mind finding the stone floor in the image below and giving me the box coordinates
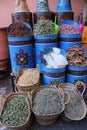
[0,75,87,130]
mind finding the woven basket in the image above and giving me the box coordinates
[30,86,66,125]
[15,67,40,93]
[0,92,32,130]
[59,83,87,121]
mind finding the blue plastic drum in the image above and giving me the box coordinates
[43,66,66,85]
[66,65,87,83]
[8,22,34,72]
[59,20,82,51]
[34,34,58,73]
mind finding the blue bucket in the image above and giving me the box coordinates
[43,48,67,85]
[56,0,72,12]
[59,41,82,51]
[59,20,82,51]
[8,22,34,72]
[66,73,87,83]
[66,65,87,83]
[43,66,66,85]
[34,34,58,73]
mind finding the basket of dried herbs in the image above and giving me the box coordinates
[15,67,40,93]
[59,83,87,121]
[30,86,68,125]
[0,92,32,130]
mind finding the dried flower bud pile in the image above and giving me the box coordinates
[60,24,80,34]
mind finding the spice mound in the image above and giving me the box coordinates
[8,22,32,37]
[60,24,80,34]
[17,69,39,87]
[1,96,29,126]
[66,46,87,66]
[32,88,64,115]
[33,20,55,36]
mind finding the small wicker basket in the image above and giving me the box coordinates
[59,83,87,121]
[30,86,68,125]
[0,92,32,130]
[15,67,40,93]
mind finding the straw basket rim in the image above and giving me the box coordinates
[32,86,65,117]
[64,100,87,121]
[0,92,31,129]
[16,68,40,89]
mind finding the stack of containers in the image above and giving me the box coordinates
[8,22,34,73]
[42,47,68,85]
[33,21,58,73]
[59,20,82,51]
[66,46,87,83]
[33,0,59,73]
[56,0,74,23]
[11,0,33,28]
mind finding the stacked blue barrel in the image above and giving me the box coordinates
[59,20,82,51]
[42,47,68,85]
[66,46,87,83]
[33,19,59,73]
[8,22,34,73]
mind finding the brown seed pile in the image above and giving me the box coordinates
[8,22,32,37]
[66,46,87,66]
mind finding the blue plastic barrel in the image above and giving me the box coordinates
[66,65,87,83]
[59,20,82,51]
[43,48,66,85]
[34,34,58,73]
[56,0,72,12]
[8,22,34,72]
[43,66,66,85]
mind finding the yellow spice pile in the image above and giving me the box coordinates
[17,69,39,86]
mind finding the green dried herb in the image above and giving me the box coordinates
[1,96,29,126]
[32,88,64,115]
[33,20,56,36]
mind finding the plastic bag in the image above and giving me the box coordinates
[14,0,30,12]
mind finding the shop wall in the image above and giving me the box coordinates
[0,0,84,27]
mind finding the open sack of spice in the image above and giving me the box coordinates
[28,84,70,126]
[15,67,40,93]
[59,83,87,121]
[0,93,32,130]
[43,47,68,69]
[14,0,30,12]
